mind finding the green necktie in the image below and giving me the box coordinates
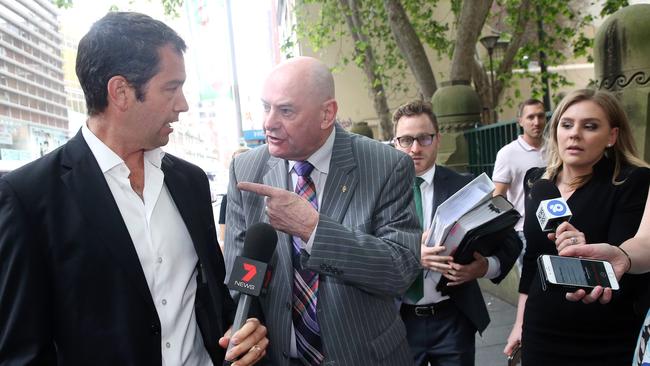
[405,177,425,303]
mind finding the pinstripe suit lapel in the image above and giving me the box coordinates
[262,156,294,293]
[320,126,358,222]
[262,155,288,190]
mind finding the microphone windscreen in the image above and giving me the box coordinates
[242,222,278,263]
[530,179,560,201]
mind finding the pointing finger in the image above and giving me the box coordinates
[237,182,284,198]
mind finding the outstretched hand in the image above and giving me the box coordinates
[559,243,627,304]
[238,182,319,241]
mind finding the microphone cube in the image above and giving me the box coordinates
[536,198,572,232]
[228,256,267,297]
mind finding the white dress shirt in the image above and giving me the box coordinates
[407,165,501,306]
[286,128,335,357]
[82,125,212,366]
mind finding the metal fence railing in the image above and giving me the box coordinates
[464,119,522,178]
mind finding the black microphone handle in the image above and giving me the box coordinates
[225,294,253,362]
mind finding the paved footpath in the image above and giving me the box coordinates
[475,292,518,366]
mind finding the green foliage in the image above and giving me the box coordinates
[489,0,625,109]
[403,0,451,58]
[54,0,184,17]
[294,0,410,99]
[601,0,628,16]
[160,0,184,18]
[54,0,74,9]
[293,0,450,100]
[290,0,628,118]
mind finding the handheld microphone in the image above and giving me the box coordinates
[531,179,572,232]
[225,222,277,357]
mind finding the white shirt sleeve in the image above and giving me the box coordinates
[484,255,501,279]
[491,147,512,184]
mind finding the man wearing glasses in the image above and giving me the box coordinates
[393,100,520,366]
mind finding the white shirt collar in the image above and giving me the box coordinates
[81,123,166,175]
[517,135,541,152]
[418,164,436,186]
[288,128,336,175]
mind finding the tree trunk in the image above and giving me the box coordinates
[449,0,493,82]
[494,0,533,101]
[471,57,492,123]
[340,0,393,140]
[383,0,437,101]
[471,0,534,123]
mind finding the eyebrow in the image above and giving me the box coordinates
[559,117,602,124]
[261,99,294,109]
[163,79,184,88]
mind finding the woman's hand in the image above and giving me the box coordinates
[560,243,627,304]
[504,321,522,357]
[549,221,586,252]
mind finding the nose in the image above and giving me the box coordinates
[263,108,277,131]
[568,125,580,139]
[410,139,423,153]
[175,91,189,113]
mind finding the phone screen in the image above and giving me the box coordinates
[549,256,612,288]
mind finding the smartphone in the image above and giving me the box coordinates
[507,344,521,366]
[537,254,619,291]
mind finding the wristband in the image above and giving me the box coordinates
[616,246,632,273]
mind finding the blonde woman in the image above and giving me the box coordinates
[556,187,650,365]
[504,89,650,365]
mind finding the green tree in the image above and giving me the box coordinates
[55,0,184,17]
[291,0,450,139]
[290,0,627,129]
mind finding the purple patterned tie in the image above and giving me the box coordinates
[292,161,324,365]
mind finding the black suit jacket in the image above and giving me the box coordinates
[0,131,235,365]
[432,165,521,333]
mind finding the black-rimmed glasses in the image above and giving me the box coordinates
[394,134,436,148]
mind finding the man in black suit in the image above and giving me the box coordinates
[393,100,521,366]
[0,12,266,366]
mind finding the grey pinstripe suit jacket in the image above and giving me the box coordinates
[224,125,421,365]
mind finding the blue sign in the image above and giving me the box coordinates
[243,129,265,140]
[546,199,567,216]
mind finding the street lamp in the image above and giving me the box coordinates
[480,34,499,123]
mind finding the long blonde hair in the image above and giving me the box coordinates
[542,88,648,187]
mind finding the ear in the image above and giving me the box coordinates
[320,99,338,130]
[106,76,132,112]
[517,118,525,128]
[608,126,619,147]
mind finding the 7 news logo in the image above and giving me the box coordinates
[241,262,257,282]
[228,257,267,296]
[234,262,258,290]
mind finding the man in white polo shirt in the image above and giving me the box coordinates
[492,98,547,274]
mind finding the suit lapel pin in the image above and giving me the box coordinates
[341,185,347,193]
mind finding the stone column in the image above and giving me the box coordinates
[594,4,650,162]
[431,80,482,172]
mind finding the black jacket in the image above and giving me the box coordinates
[432,165,521,333]
[0,131,235,365]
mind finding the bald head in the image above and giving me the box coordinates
[268,57,335,102]
[261,56,338,161]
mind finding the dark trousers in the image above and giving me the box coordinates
[400,301,476,366]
